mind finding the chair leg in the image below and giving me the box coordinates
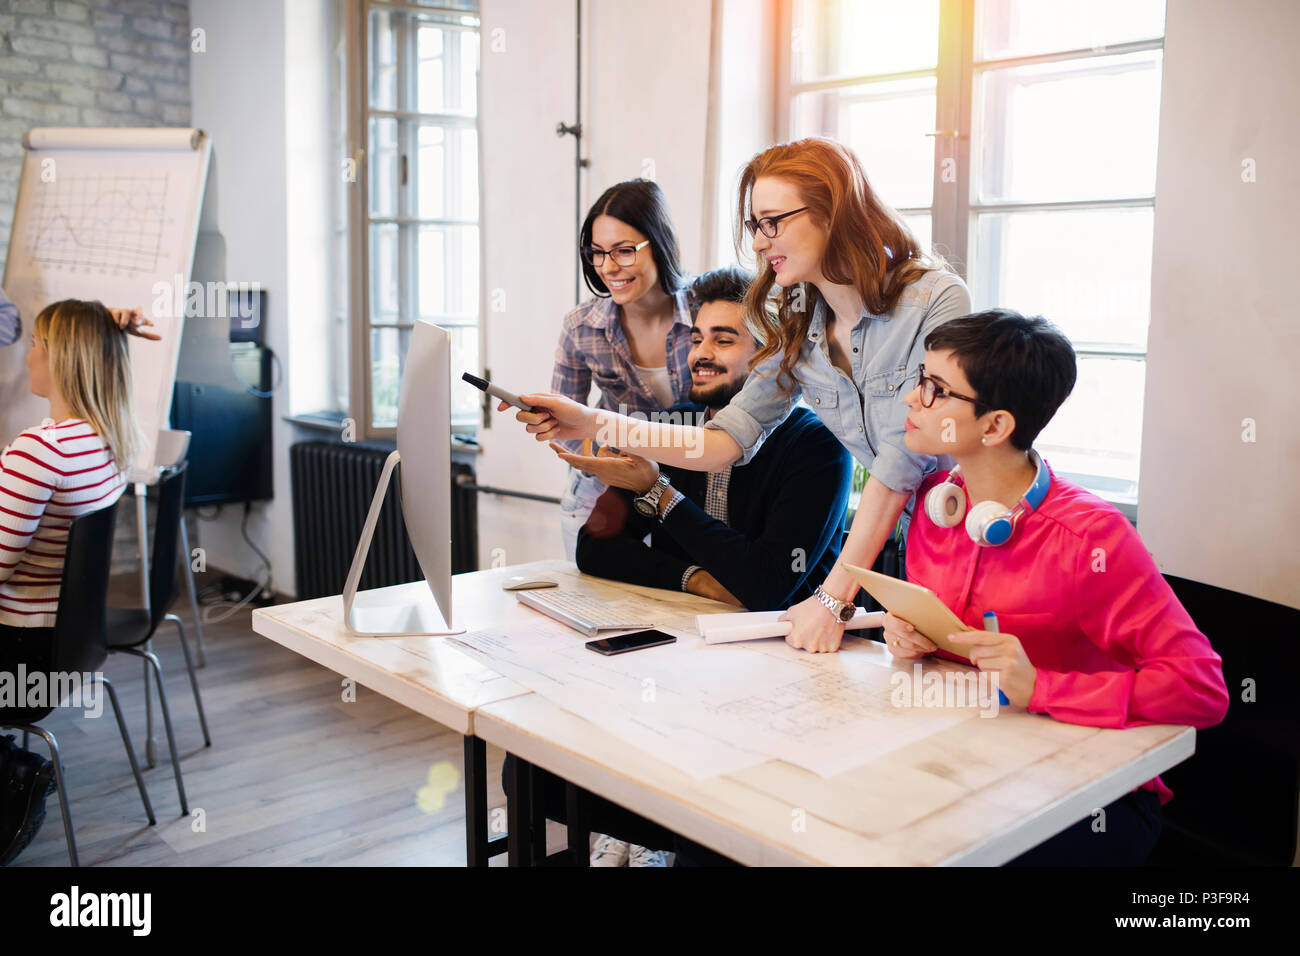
[117,647,188,816]
[95,676,156,826]
[20,725,78,867]
[143,652,155,768]
[166,613,211,747]
[177,516,207,668]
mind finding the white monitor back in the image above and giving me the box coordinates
[396,320,453,626]
[342,320,458,635]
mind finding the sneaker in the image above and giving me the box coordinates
[628,844,673,867]
[589,834,630,867]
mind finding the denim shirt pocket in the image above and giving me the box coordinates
[800,381,840,427]
[865,364,910,399]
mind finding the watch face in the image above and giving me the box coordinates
[837,605,856,623]
[633,499,656,518]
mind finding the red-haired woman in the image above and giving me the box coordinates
[506,138,972,653]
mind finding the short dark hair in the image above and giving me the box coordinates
[580,179,688,299]
[923,309,1077,451]
[688,265,764,347]
[687,265,752,309]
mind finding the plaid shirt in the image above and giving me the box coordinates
[551,289,695,450]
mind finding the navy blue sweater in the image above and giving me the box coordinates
[575,403,852,611]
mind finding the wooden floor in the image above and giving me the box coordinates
[8,575,568,867]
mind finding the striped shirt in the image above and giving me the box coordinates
[0,419,126,627]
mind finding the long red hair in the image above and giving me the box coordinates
[736,138,946,392]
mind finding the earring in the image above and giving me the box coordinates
[981,438,988,445]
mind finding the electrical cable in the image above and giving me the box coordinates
[200,502,274,624]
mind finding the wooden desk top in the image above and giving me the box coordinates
[255,561,1195,866]
[251,561,575,734]
[475,686,1194,867]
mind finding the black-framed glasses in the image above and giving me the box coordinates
[743,206,808,239]
[916,363,983,410]
[582,239,650,267]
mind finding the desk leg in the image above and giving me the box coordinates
[506,753,532,867]
[463,735,509,867]
[566,782,590,867]
[529,761,548,864]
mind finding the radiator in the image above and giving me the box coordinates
[290,441,479,600]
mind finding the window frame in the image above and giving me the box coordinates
[778,0,1163,518]
[345,0,485,441]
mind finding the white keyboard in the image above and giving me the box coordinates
[515,589,651,637]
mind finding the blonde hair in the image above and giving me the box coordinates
[33,299,140,471]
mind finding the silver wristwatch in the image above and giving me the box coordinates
[814,585,856,624]
[633,473,672,518]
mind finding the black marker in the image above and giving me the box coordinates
[461,372,534,412]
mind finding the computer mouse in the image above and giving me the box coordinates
[502,576,559,591]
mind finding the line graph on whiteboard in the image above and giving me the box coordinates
[25,173,172,275]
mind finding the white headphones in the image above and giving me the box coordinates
[924,449,1051,547]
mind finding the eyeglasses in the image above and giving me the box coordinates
[916,363,983,410]
[743,206,808,239]
[582,239,650,268]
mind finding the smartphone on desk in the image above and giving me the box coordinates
[586,629,677,656]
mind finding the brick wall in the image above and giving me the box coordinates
[0,0,192,269]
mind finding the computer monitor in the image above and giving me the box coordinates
[342,320,461,635]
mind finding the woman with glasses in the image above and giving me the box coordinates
[506,138,971,654]
[552,179,694,560]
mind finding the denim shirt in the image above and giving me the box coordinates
[705,269,972,495]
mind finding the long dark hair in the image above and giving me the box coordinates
[580,179,688,299]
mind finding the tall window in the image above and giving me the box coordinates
[360,0,482,435]
[784,0,1165,509]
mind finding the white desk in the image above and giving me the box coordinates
[253,560,1196,867]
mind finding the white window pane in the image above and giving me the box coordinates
[370,224,400,323]
[792,0,939,81]
[368,117,400,218]
[370,326,407,429]
[417,228,447,316]
[977,0,1165,61]
[791,76,936,209]
[416,225,478,318]
[460,30,478,114]
[369,9,398,109]
[417,125,445,219]
[976,50,1162,203]
[971,207,1152,349]
[901,213,931,257]
[1037,355,1144,501]
[459,127,479,219]
[449,326,479,424]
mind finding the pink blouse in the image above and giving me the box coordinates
[904,464,1230,803]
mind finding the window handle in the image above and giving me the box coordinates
[400,153,408,186]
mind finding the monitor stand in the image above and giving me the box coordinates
[342,450,464,636]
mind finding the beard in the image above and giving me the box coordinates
[688,370,747,409]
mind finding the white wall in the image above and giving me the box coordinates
[1138,0,1300,610]
[188,0,297,595]
[475,0,725,568]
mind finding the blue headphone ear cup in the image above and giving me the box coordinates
[925,480,966,528]
[965,499,1012,546]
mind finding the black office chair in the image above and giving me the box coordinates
[107,462,210,816]
[0,502,156,867]
[1147,577,1300,866]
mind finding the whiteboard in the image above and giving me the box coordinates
[0,127,212,479]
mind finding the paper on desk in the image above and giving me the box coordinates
[449,618,974,780]
[448,623,773,778]
[698,608,884,644]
